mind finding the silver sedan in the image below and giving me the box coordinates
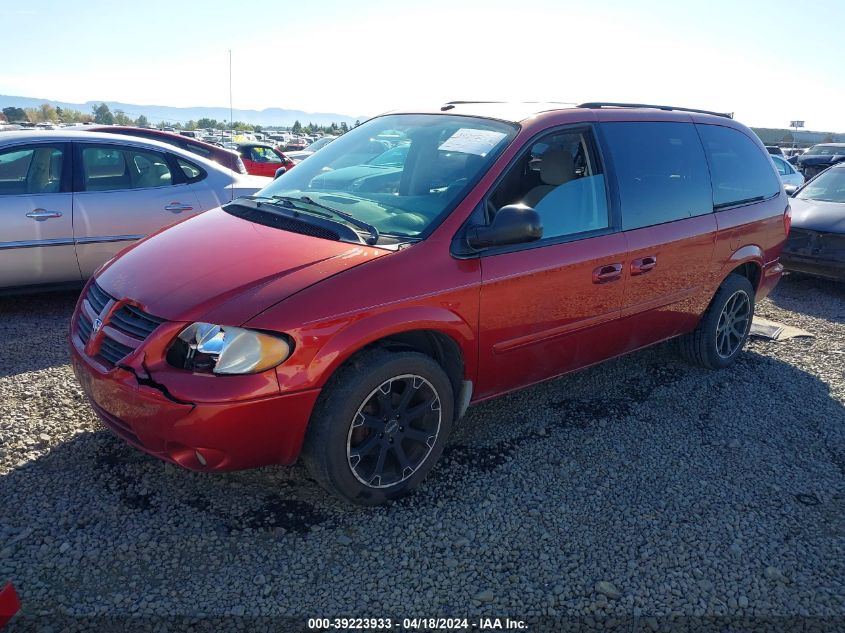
[0,130,270,292]
[771,154,805,194]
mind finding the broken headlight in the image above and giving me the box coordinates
[167,323,292,375]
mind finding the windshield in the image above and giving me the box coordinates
[256,114,517,240]
[797,168,845,203]
[807,145,845,156]
[307,136,334,152]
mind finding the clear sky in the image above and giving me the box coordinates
[1,0,843,130]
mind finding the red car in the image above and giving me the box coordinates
[235,142,296,177]
[70,102,788,505]
[83,126,247,174]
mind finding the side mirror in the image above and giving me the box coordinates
[466,204,543,249]
[784,184,798,196]
[274,167,287,179]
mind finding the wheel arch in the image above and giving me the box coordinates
[721,245,764,290]
[308,306,475,410]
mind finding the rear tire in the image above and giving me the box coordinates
[301,349,454,505]
[678,273,755,369]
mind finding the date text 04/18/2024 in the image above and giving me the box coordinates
[307,617,528,630]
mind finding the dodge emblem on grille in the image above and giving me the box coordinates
[92,318,103,333]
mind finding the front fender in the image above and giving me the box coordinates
[310,306,476,385]
[273,305,477,393]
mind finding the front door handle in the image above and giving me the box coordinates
[26,209,63,221]
[592,263,624,283]
[164,202,194,213]
[631,255,657,275]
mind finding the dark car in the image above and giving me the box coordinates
[70,101,788,505]
[795,143,845,179]
[781,163,845,281]
[81,126,247,174]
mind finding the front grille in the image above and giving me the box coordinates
[110,304,165,340]
[786,228,814,250]
[786,229,845,257]
[87,281,111,314]
[76,281,168,368]
[77,312,94,343]
[99,337,135,366]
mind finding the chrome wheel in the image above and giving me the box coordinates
[716,290,751,358]
[346,374,441,489]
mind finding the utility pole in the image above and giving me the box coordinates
[229,49,233,137]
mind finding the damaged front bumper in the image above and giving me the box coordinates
[69,314,320,471]
[781,228,845,281]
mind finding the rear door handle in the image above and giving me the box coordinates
[631,255,657,275]
[26,209,63,221]
[164,202,194,213]
[592,263,624,283]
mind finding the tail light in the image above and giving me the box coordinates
[783,204,792,235]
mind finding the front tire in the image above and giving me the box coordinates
[678,273,755,369]
[301,349,454,505]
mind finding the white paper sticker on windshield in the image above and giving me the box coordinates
[438,128,507,156]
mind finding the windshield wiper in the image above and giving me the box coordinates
[271,195,380,245]
[225,196,367,245]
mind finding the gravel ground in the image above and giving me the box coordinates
[1,274,843,632]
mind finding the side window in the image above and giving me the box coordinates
[176,157,204,181]
[601,122,712,230]
[81,146,173,191]
[489,128,609,240]
[184,142,213,158]
[250,146,280,163]
[697,124,781,208]
[0,145,64,195]
[772,156,789,176]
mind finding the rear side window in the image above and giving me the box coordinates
[81,145,173,191]
[601,122,712,230]
[184,142,213,158]
[0,145,64,195]
[696,125,780,208]
[772,156,791,176]
[176,157,205,181]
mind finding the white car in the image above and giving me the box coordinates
[771,154,805,193]
[0,130,270,291]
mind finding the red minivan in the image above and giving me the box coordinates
[70,102,789,504]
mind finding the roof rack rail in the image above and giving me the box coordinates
[443,101,504,105]
[577,102,733,119]
[441,100,503,111]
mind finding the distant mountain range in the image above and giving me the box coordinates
[0,94,361,127]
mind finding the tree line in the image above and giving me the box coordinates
[2,102,359,135]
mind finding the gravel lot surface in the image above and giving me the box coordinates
[1,274,843,632]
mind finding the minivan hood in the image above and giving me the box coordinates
[96,207,389,324]
[790,197,845,233]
